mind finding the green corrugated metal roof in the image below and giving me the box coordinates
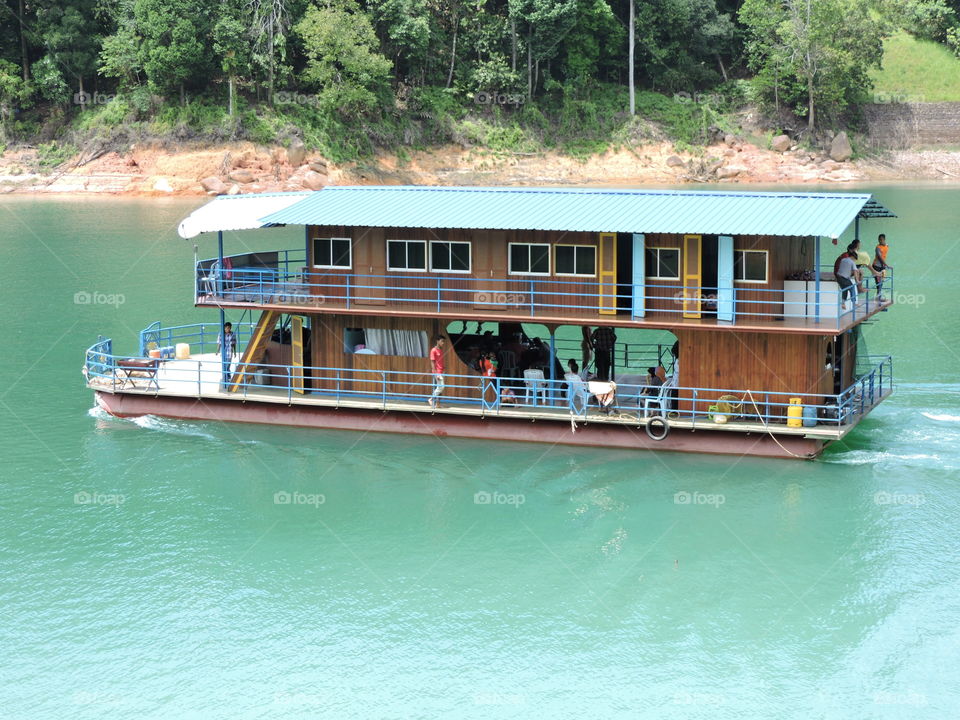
[254,186,894,239]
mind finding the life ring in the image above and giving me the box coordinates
[646,416,670,441]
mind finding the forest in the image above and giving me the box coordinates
[2,0,960,160]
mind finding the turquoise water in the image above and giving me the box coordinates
[1,187,959,718]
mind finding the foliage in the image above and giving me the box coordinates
[36,141,77,169]
[740,0,887,130]
[294,0,393,116]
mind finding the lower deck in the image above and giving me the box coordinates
[87,353,887,446]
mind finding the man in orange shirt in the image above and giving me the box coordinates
[428,336,446,409]
[872,233,893,301]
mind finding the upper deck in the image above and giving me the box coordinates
[182,187,897,335]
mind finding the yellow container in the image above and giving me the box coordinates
[175,342,190,360]
[787,397,803,428]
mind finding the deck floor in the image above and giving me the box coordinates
[196,294,892,335]
[91,354,881,442]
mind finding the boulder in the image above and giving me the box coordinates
[302,170,327,190]
[153,177,173,193]
[771,134,791,153]
[287,140,307,167]
[830,131,853,162]
[308,160,328,174]
[226,184,241,195]
[821,159,842,172]
[716,165,744,179]
[665,155,685,168]
[724,133,737,147]
[228,169,255,184]
[200,176,226,194]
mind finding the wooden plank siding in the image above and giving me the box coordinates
[309,313,482,400]
[673,329,833,419]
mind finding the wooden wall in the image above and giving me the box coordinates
[308,312,483,401]
[673,329,833,418]
[306,226,815,323]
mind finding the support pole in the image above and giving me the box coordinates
[814,235,821,324]
[219,231,228,388]
[548,331,557,405]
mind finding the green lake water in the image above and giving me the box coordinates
[1,185,958,718]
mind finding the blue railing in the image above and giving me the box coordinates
[195,250,894,330]
[138,321,258,357]
[85,334,893,430]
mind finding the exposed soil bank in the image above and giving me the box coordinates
[2,139,959,195]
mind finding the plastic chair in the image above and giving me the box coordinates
[564,372,589,414]
[643,378,672,417]
[523,369,547,405]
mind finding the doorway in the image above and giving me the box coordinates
[700,235,718,317]
[616,232,634,314]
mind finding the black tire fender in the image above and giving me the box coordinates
[646,416,670,441]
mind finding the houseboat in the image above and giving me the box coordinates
[84,186,896,460]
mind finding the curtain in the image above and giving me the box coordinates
[364,329,428,357]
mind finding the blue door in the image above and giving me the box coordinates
[717,235,734,322]
[632,233,645,319]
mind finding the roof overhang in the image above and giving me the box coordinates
[177,191,312,239]
[254,186,896,240]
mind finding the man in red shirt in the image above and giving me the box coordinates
[428,336,446,409]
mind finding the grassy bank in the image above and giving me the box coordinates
[17,82,749,167]
[869,31,960,103]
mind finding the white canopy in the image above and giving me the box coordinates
[177,191,312,239]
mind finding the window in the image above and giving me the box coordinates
[555,245,596,276]
[734,249,768,283]
[313,237,351,269]
[430,241,471,273]
[509,243,550,275]
[387,240,427,271]
[645,247,680,280]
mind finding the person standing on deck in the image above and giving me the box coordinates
[218,322,237,358]
[591,326,617,381]
[872,234,893,301]
[428,336,446,409]
[580,326,593,374]
[836,250,859,310]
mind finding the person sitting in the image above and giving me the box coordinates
[567,359,579,376]
[640,366,663,396]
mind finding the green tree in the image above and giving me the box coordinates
[0,59,30,138]
[740,0,886,131]
[35,0,102,106]
[213,1,253,116]
[294,0,393,115]
[134,0,212,104]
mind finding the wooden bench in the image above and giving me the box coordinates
[116,358,160,390]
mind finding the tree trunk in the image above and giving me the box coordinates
[180,82,186,107]
[807,71,815,131]
[446,17,458,88]
[78,76,85,111]
[267,22,275,105]
[228,76,235,116]
[18,0,29,81]
[628,0,635,115]
[511,19,517,73]
[527,27,532,98]
[716,53,728,82]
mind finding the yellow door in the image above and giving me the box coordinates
[683,234,702,319]
[598,233,617,315]
[291,316,304,394]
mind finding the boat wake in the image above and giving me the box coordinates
[921,412,960,423]
[87,405,261,445]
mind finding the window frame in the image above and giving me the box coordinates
[312,236,352,270]
[428,240,472,274]
[508,242,552,276]
[554,243,598,278]
[734,248,769,284]
[386,239,428,273]
[645,247,681,281]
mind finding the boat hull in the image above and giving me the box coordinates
[95,391,824,460]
